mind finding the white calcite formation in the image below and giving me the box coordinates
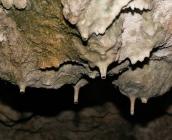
[62,0,172,115]
[62,0,132,40]
[0,0,28,9]
[113,60,172,115]
[119,12,164,64]
[62,0,153,40]
[125,0,152,10]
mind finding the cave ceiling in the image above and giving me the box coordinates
[0,0,171,115]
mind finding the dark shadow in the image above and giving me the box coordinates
[0,78,171,125]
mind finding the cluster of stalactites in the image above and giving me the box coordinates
[61,0,170,77]
[61,0,172,115]
[0,0,171,117]
[61,0,153,40]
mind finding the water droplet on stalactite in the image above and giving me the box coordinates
[73,79,88,104]
[101,75,106,79]
[19,84,26,94]
[129,95,136,115]
[141,97,148,104]
[98,65,107,79]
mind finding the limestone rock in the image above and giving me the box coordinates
[1,0,28,9]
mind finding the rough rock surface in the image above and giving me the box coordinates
[61,0,172,109]
[1,0,28,9]
[0,0,171,139]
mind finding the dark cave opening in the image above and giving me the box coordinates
[0,79,171,140]
[0,78,171,125]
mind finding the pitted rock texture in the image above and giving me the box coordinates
[0,1,97,92]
